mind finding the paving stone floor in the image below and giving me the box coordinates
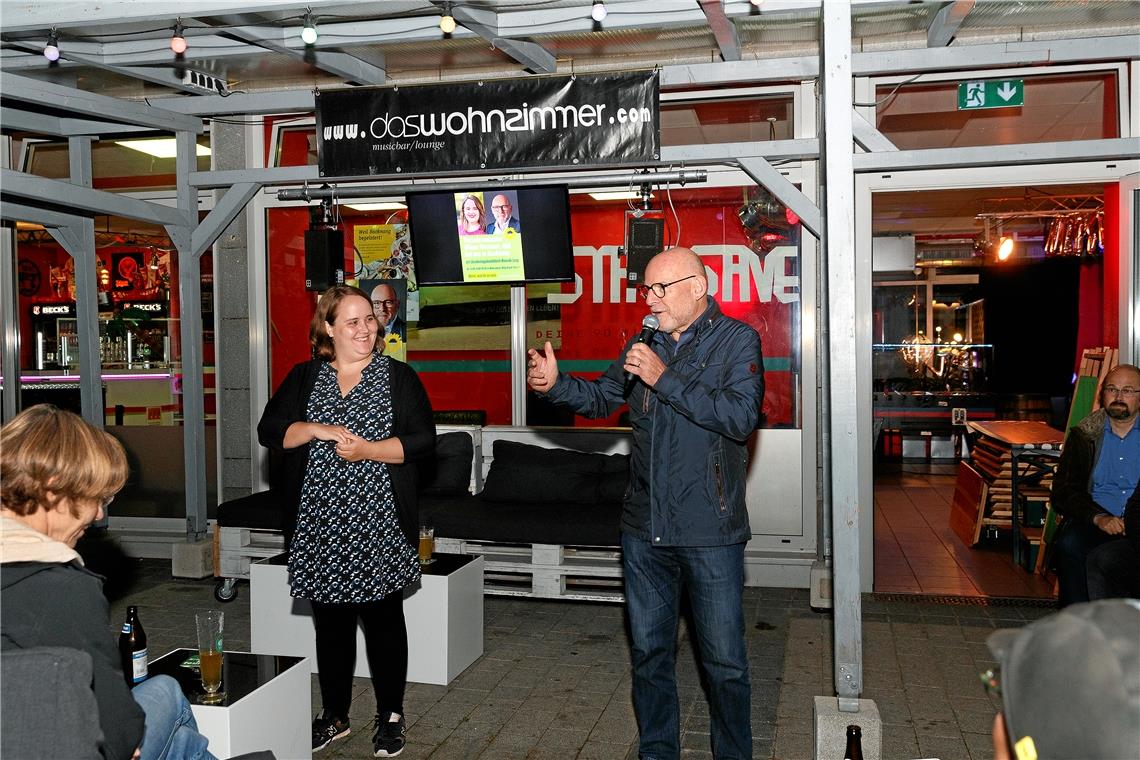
[103,557,1054,760]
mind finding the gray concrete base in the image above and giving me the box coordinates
[810,560,832,609]
[171,539,213,578]
[813,696,880,760]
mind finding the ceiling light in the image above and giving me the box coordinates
[115,138,211,159]
[170,22,187,54]
[591,0,608,22]
[589,191,654,201]
[997,236,1014,261]
[750,0,763,6]
[43,30,60,62]
[343,202,407,212]
[439,5,457,34]
[300,13,318,45]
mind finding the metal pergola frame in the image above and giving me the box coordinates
[2,11,1138,728]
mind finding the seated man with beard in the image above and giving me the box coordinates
[1051,363,1140,606]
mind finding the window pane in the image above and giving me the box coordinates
[876,72,1118,149]
[24,138,211,190]
[14,225,217,519]
[525,187,801,429]
[662,96,794,146]
[265,207,515,423]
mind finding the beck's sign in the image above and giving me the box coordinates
[316,72,659,177]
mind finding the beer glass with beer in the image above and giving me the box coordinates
[195,610,224,701]
[418,522,435,565]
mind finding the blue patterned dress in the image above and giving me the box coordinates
[288,355,421,603]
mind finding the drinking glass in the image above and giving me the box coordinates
[418,524,435,565]
[195,610,224,699]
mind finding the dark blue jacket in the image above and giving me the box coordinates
[545,297,764,546]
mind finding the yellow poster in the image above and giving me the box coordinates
[353,225,397,276]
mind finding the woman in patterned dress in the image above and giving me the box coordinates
[258,285,435,757]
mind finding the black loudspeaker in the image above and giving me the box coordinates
[304,228,344,291]
[625,214,665,283]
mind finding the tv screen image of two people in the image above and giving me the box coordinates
[407,185,574,286]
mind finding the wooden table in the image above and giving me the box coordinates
[967,421,1064,566]
[966,421,1065,448]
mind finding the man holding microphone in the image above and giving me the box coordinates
[527,246,764,760]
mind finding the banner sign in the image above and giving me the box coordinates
[316,72,659,176]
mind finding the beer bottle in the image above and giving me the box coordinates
[843,724,864,760]
[119,605,148,686]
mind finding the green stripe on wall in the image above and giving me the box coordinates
[409,357,793,373]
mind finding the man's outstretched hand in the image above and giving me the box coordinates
[527,341,558,393]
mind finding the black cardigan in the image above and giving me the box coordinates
[257,357,436,546]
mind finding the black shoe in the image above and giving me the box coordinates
[372,711,406,757]
[312,714,350,752]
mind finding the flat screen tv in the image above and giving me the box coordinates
[406,184,574,286]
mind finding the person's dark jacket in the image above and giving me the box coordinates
[257,355,436,547]
[1126,480,1140,555]
[544,297,764,546]
[484,217,520,234]
[1051,409,1115,525]
[0,516,145,760]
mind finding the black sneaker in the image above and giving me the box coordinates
[312,714,350,752]
[372,711,406,757]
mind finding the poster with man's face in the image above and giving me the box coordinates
[361,277,407,360]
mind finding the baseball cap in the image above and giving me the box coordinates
[986,599,1140,760]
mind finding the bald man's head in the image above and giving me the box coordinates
[640,247,709,339]
[490,194,513,228]
[371,283,399,327]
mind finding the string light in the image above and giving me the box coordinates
[170,21,187,54]
[43,29,60,61]
[591,0,608,22]
[439,4,456,34]
[300,12,318,45]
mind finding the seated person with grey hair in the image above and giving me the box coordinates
[984,599,1140,760]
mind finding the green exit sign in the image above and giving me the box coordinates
[958,79,1024,110]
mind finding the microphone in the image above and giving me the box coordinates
[624,314,660,382]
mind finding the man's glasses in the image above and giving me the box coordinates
[372,300,397,309]
[492,205,511,211]
[636,274,697,300]
[1104,385,1139,398]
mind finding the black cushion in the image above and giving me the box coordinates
[479,440,629,505]
[216,490,285,530]
[420,493,621,546]
[420,431,474,496]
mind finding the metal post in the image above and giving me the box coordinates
[171,130,208,540]
[66,137,102,428]
[0,137,18,422]
[510,285,527,425]
[821,0,864,710]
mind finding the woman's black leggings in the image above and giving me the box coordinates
[310,590,407,721]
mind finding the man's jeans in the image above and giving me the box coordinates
[1086,537,1139,600]
[1054,519,1118,606]
[132,675,217,760]
[621,534,752,760]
